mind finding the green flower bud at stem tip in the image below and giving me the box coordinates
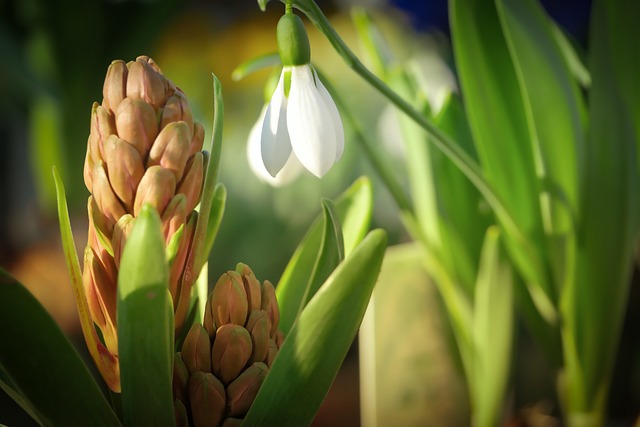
[277,13,310,67]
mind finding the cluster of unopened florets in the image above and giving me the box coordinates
[173,264,283,427]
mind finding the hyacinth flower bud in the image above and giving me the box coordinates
[173,264,283,426]
[188,372,226,427]
[80,56,207,391]
[182,323,212,374]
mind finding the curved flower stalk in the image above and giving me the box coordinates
[250,11,344,181]
[82,56,206,391]
[173,263,283,427]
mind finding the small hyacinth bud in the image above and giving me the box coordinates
[111,214,135,268]
[261,280,280,336]
[114,97,158,158]
[266,338,278,367]
[203,295,216,338]
[126,57,167,109]
[147,121,192,182]
[102,60,128,113]
[211,324,253,384]
[190,122,206,157]
[173,353,189,404]
[161,194,187,244]
[103,134,144,211]
[83,247,118,354]
[161,91,194,132]
[237,263,262,311]
[245,310,270,363]
[274,329,285,349]
[88,103,117,167]
[92,163,126,235]
[209,272,249,328]
[133,165,177,217]
[226,362,269,418]
[182,323,212,374]
[169,212,197,302]
[177,152,204,214]
[188,372,226,427]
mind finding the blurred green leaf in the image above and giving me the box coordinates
[449,0,557,333]
[276,177,372,335]
[0,269,121,427]
[470,227,513,427]
[117,205,174,427]
[495,0,585,287]
[244,229,387,426]
[562,0,640,414]
[204,183,227,260]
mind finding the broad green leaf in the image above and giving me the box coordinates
[495,0,585,286]
[117,205,174,427]
[244,229,387,426]
[0,269,121,427]
[52,166,120,391]
[562,0,640,414]
[278,199,344,335]
[276,177,372,335]
[470,227,513,427]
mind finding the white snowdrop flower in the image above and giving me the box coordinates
[250,11,344,181]
[247,105,304,186]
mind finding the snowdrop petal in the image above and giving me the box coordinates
[314,72,344,161]
[261,74,292,177]
[248,106,303,187]
[287,66,338,178]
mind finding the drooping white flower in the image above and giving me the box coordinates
[247,11,344,183]
[259,65,344,179]
[247,105,304,187]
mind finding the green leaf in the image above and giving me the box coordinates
[244,229,387,426]
[204,183,226,259]
[449,0,556,327]
[276,177,372,335]
[562,0,640,414]
[470,227,513,427]
[495,0,585,285]
[117,205,174,427]
[0,269,121,427]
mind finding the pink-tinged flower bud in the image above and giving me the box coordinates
[83,247,117,354]
[237,263,262,311]
[226,362,269,418]
[133,165,177,217]
[88,103,117,166]
[92,163,126,236]
[274,329,285,349]
[188,372,226,427]
[169,212,197,304]
[102,60,128,113]
[209,272,249,328]
[161,194,187,243]
[211,324,253,384]
[245,310,270,364]
[203,295,216,338]
[190,122,206,157]
[261,280,280,336]
[103,135,144,211]
[111,214,135,268]
[161,91,194,133]
[182,323,212,374]
[115,97,158,158]
[148,121,192,182]
[177,152,204,213]
[126,56,167,110]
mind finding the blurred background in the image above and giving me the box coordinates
[3,0,637,426]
